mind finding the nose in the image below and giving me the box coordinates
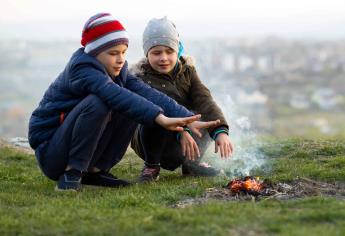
[116,54,125,64]
[159,53,168,61]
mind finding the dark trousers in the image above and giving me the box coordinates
[131,125,211,171]
[35,95,137,181]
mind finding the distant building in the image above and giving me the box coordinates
[312,88,339,110]
[236,90,268,105]
[289,94,310,109]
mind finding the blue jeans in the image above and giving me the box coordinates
[35,95,137,180]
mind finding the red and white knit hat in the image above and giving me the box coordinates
[81,13,129,56]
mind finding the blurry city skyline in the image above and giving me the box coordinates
[1,0,345,139]
[1,37,344,139]
[1,0,345,40]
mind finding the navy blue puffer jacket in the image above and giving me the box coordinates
[28,48,193,149]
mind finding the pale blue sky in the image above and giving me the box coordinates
[1,0,345,39]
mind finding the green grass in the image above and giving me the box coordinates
[0,139,345,236]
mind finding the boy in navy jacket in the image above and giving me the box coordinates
[28,13,217,191]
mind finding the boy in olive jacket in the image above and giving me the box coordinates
[131,17,234,182]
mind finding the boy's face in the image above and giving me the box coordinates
[147,45,178,74]
[96,44,127,77]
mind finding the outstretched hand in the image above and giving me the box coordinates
[187,119,221,138]
[155,114,201,132]
[215,133,234,159]
[180,131,200,161]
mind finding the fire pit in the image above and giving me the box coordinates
[171,177,345,208]
[223,176,345,201]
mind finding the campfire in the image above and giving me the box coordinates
[226,176,266,196]
[171,177,345,208]
[222,176,345,201]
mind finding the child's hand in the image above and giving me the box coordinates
[215,133,234,159]
[155,114,201,132]
[180,131,200,161]
[187,120,221,138]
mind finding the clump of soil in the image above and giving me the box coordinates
[171,177,345,208]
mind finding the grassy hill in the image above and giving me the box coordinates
[0,139,344,235]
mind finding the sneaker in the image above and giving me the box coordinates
[138,165,160,183]
[182,161,220,177]
[81,170,130,188]
[55,169,82,191]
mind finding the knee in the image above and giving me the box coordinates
[83,95,110,118]
[140,125,166,139]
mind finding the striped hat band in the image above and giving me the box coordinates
[81,13,129,56]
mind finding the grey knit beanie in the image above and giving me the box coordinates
[143,16,179,56]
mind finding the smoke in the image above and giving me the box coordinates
[202,94,267,177]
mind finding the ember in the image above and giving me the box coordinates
[227,176,266,195]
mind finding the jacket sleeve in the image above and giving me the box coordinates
[188,67,229,135]
[69,63,162,126]
[125,75,194,118]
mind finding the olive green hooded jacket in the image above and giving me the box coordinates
[130,56,229,138]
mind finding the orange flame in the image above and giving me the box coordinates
[228,177,264,193]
